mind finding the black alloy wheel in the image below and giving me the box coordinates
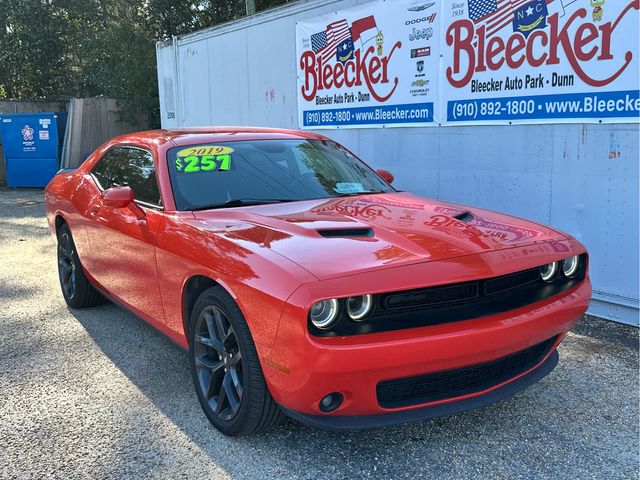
[58,230,77,300]
[189,286,284,436]
[56,223,103,308]
[193,305,244,421]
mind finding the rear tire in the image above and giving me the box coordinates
[57,223,104,308]
[189,286,284,436]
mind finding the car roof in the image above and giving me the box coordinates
[110,127,327,147]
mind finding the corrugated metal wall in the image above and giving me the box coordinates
[156,0,639,325]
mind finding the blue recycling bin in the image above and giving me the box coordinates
[0,112,67,187]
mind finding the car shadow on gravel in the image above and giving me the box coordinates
[64,299,640,480]
[67,302,518,473]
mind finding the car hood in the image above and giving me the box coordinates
[193,192,567,280]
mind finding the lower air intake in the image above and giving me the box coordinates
[376,336,557,409]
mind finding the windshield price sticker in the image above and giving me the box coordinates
[334,182,364,194]
[174,145,234,174]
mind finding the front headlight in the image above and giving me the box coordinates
[540,262,559,282]
[562,255,581,278]
[346,294,373,321]
[310,299,339,329]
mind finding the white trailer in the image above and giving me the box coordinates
[156,0,639,325]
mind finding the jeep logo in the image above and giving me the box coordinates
[409,27,433,41]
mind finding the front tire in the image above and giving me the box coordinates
[57,223,103,308]
[189,286,284,436]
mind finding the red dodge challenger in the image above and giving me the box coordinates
[45,127,591,436]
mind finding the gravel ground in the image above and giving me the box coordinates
[0,188,638,480]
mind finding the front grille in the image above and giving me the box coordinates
[484,268,540,295]
[382,282,479,311]
[376,336,557,409]
[380,268,540,312]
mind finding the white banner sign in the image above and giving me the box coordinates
[441,0,640,124]
[296,0,441,128]
[296,0,640,127]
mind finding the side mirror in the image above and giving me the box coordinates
[101,186,134,209]
[376,169,394,185]
[101,186,146,220]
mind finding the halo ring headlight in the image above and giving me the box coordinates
[562,255,580,278]
[346,294,373,321]
[310,299,339,329]
[540,262,559,282]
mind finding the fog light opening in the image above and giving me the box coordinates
[319,392,343,413]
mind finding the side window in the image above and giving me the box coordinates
[92,147,162,207]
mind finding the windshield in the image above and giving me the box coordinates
[166,139,394,210]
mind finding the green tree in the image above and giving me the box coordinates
[0,0,291,126]
[0,0,72,98]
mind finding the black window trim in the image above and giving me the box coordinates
[91,144,164,211]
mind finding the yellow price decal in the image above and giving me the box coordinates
[174,145,234,174]
[176,145,234,157]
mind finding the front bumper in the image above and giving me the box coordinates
[281,349,559,431]
[259,241,591,423]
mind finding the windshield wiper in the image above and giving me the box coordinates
[192,198,295,211]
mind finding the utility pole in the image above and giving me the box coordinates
[245,0,256,15]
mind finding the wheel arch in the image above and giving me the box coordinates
[182,275,242,342]
[54,213,67,233]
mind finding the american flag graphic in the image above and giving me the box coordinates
[468,0,538,37]
[311,19,351,63]
[552,0,576,17]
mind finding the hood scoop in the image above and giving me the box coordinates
[453,211,474,223]
[317,227,374,238]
